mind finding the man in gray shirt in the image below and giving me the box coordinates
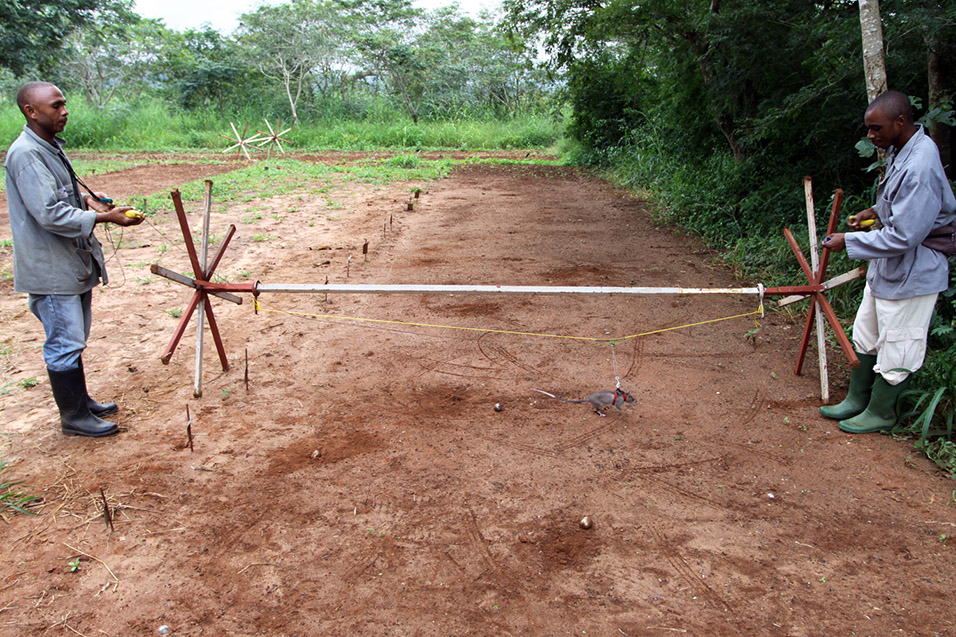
[822,90,956,434]
[4,82,142,437]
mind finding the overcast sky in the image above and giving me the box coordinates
[133,0,503,33]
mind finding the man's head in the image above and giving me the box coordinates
[864,90,917,150]
[16,81,68,142]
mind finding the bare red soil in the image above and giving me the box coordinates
[0,153,954,635]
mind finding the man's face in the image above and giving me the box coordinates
[864,105,904,150]
[24,85,68,137]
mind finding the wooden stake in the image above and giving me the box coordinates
[244,347,249,391]
[186,404,194,452]
[100,488,113,532]
[804,177,829,402]
[194,180,213,399]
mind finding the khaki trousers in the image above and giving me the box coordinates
[852,284,938,385]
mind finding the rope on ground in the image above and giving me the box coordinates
[251,297,764,343]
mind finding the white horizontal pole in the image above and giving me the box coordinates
[255,283,763,296]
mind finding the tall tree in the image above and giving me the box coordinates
[340,0,431,122]
[158,28,254,117]
[0,0,135,77]
[62,17,164,109]
[237,0,344,126]
[858,0,887,103]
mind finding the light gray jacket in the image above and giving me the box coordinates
[4,126,107,295]
[846,126,956,300]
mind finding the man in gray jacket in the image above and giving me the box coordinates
[4,81,142,437]
[822,90,956,434]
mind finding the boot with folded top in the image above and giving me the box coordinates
[47,366,118,437]
[78,357,117,416]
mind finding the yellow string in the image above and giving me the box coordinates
[252,297,764,343]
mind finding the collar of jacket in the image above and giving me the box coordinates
[888,124,925,166]
[21,124,68,154]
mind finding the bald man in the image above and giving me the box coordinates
[822,90,956,434]
[4,82,142,437]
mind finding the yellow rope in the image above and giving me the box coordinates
[252,297,764,344]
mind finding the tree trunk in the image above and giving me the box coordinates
[858,0,887,103]
[283,68,300,127]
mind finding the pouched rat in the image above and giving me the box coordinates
[531,388,635,416]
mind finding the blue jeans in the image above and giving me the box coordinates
[28,291,92,372]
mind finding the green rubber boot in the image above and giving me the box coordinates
[820,353,877,420]
[838,376,911,434]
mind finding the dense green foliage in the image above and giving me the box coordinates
[507,0,956,473]
[0,97,560,151]
[0,0,134,77]
[1,0,549,126]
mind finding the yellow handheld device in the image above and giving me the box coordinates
[848,215,876,228]
[125,210,145,219]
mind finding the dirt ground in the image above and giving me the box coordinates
[1,152,954,636]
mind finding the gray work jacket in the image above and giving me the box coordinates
[4,126,106,295]
[845,126,956,300]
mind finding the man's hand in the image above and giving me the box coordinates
[823,232,846,252]
[847,207,877,230]
[84,192,114,213]
[95,207,144,227]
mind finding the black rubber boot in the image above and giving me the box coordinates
[78,358,117,416]
[839,376,911,434]
[47,367,118,437]
[820,353,877,420]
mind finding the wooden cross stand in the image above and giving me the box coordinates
[153,178,863,399]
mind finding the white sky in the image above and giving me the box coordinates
[133,0,503,33]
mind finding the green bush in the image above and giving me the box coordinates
[0,97,563,152]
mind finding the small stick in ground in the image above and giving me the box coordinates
[100,488,113,533]
[186,405,194,452]
[244,347,249,391]
[362,239,369,262]
[347,253,352,278]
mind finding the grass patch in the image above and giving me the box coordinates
[139,155,455,212]
[0,98,562,152]
[0,457,39,516]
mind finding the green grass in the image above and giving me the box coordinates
[132,152,565,215]
[0,457,39,516]
[0,97,562,152]
[139,155,456,211]
[0,96,561,198]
